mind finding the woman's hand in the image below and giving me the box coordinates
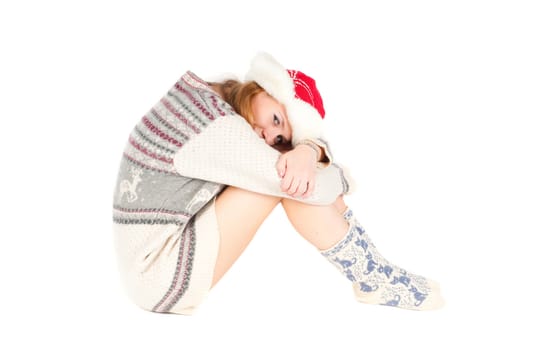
[276,144,318,198]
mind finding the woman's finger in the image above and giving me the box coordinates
[296,181,308,197]
[303,179,315,198]
[281,175,293,192]
[287,178,301,196]
[276,154,287,178]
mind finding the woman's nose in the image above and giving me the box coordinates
[253,126,263,139]
[263,128,277,144]
[253,126,275,144]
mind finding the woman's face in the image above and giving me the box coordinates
[251,92,292,150]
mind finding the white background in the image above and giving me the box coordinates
[1,0,548,349]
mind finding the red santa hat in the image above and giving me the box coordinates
[245,52,325,145]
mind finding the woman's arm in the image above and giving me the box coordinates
[173,114,350,205]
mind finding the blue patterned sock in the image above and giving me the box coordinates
[321,209,444,311]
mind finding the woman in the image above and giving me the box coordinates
[112,52,443,314]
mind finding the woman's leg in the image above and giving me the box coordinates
[333,195,348,216]
[211,191,346,287]
[281,196,444,311]
[281,196,349,250]
[211,186,280,287]
[209,187,442,310]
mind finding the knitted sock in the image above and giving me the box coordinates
[321,208,444,311]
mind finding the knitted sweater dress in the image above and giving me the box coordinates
[113,71,350,314]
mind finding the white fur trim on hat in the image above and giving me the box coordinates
[246,52,325,145]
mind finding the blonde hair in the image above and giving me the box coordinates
[210,80,265,125]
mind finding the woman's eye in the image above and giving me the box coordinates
[275,135,283,145]
[273,114,280,125]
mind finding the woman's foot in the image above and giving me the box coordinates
[322,209,444,311]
